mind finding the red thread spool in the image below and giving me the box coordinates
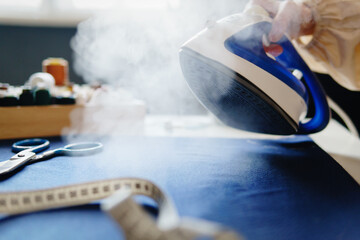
[42,58,69,86]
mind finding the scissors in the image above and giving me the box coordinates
[0,138,103,176]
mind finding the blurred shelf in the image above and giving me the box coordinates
[0,102,146,139]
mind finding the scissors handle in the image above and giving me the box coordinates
[1,139,103,177]
[32,142,103,162]
[12,139,50,153]
[59,142,103,156]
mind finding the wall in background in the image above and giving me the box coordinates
[0,24,83,86]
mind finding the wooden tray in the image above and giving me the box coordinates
[0,102,146,140]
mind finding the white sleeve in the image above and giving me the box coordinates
[293,0,360,91]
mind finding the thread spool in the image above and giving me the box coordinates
[42,58,69,86]
[34,82,51,106]
[0,83,9,91]
[0,95,18,107]
[19,87,34,106]
[0,87,19,106]
[28,72,55,90]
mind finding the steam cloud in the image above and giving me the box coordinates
[64,0,248,142]
[63,0,249,179]
[71,0,247,114]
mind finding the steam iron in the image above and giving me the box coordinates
[179,8,330,135]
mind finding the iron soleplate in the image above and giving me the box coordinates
[179,47,298,135]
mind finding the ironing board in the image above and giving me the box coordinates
[0,128,359,240]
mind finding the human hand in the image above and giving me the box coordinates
[248,0,315,56]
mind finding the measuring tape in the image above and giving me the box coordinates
[0,178,242,240]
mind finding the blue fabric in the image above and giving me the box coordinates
[0,136,359,240]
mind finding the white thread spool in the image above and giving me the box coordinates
[28,72,55,90]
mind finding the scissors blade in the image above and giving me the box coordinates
[0,151,36,176]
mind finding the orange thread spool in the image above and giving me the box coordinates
[42,58,69,86]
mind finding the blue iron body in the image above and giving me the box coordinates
[179,20,330,135]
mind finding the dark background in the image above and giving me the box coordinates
[0,24,83,85]
[317,73,360,133]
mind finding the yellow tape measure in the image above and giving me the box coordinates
[0,178,242,240]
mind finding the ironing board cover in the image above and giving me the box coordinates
[0,136,359,240]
